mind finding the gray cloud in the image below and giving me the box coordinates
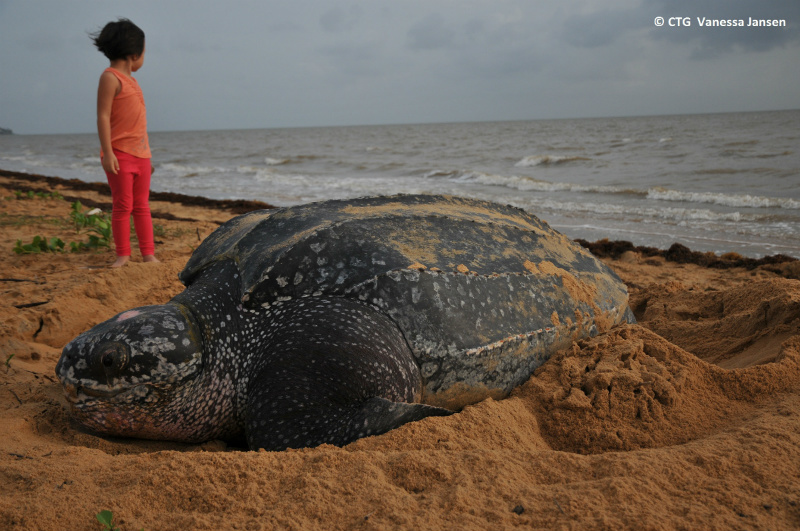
[644,0,800,58]
[320,6,363,33]
[562,8,641,48]
[0,0,798,134]
[319,41,383,77]
[407,13,454,51]
[560,0,800,59]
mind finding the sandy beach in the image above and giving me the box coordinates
[1,168,799,531]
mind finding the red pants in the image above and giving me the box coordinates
[103,149,155,257]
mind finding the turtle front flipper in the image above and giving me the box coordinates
[245,297,445,451]
[353,397,453,437]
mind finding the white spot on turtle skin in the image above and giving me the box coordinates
[276,277,289,287]
[411,287,422,304]
[294,272,304,285]
[117,310,142,322]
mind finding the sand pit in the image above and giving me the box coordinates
[1,170,799,530]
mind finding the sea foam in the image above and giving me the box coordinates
[515,155,591,167]
[647,187,800,210]
[445,170,637,196]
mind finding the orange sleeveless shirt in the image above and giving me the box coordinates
[103,67,151,159]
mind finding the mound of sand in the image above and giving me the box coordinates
[1,170,799,530]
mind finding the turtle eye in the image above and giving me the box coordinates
[97,343,128,373]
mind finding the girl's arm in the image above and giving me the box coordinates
[97,71,120,175]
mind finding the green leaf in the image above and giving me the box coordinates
[30,236,47,252]
[48,237,65,252]
[96,510,114,527]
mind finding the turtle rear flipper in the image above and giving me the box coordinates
[245,396,451,451]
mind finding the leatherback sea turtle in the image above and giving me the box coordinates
[57,195,634,450]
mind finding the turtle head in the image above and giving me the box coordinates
[56,303,205,440]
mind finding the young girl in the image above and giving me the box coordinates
[92,18,158,268]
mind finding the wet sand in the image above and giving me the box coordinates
[1,169,799,530]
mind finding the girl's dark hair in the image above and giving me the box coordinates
[91,18,145,61]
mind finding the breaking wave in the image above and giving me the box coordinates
[423,169,638,196]
[514,155,592,167]
[647,187,800,210]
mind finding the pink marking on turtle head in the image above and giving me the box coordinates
[117,310,142,322]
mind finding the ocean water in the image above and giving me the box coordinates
[2,110,799,258]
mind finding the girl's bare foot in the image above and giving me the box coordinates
[111,256,130,268]
[143,255,160,263]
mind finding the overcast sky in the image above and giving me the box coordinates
[1,0,798,135]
